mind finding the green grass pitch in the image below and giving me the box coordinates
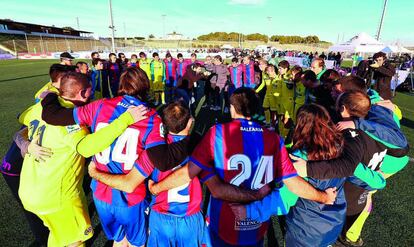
[0,59,412,246]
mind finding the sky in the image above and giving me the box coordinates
[1,0,413,45]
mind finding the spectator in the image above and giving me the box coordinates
[370,52,396,100]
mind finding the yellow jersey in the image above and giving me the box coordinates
[34,82,59,103]
[18,98,88,214]
[138,58,152,82]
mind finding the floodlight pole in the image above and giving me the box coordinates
[24,33,29,53]
[267,16,272,43]
[376,0,388,40]
[162,14,166,48]
[76,17,80,30]
[108,0,116,53]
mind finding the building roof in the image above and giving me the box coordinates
[0,19,92,33]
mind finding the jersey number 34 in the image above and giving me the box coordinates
[94,123,139,170]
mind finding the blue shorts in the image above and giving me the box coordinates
[93,197,148,246]
[209,229,264,247]
[147,210,211,247]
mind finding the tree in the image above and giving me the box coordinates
[148,34,155,39]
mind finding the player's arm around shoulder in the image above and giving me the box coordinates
[149,161,198,196]
[88,160,146,193]
[76,105,149,158]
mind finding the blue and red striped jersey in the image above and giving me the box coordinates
[190,118,297,245]
[73,95,165,207]
[164,59,178,87]
[127,62,138,68]
[108,62,121,85]
[229,65,243,89]
[136,134,202,217]
[176,61,189,78]
[243,61,256,88]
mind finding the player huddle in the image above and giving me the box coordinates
[1,50,410,247]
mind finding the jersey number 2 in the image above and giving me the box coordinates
[94,123,139,170]
[167,183,190,203]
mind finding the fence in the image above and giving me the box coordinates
[0,36,331,55]
[0,38,114,54]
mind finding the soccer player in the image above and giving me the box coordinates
[242,55,256,88]
[261,65,279,129]
[34,64,77,102]
[164,53,178,102]
[149,88,337,246]
[40,67,190,246]
[90,58,104,100]
[88,101,211,247]
[108,52,121,98]
[150,52,166,105]
[17,72,147,247]
[276,60,294,137]
[76,61,89,75]
[176,53,188,80]
[2,63,77,245]
[91,51,100,60]
[118,52,129,71]
[229,57,243,91]
[128,54,138,68]
[138,52,152,81]
[291,65,306,121]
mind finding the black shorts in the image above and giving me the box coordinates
[344,181,369,216]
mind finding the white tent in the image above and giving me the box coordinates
[255,45,269,51]
[221,44,234,49]
[329,32,385,53]
[381,45,412,54]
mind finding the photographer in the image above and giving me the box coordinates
[370,52,396,100]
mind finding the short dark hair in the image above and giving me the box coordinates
[230,87,259,118]
[118,53,125,58]
[231,57,238,63]
[166,53,172,58]
[92,58,104,66]
[278,60,290,69]
[338,75,366,92]
[214,55,223,63]
[131,54,138,59]
[291,65,303,74]
[139,52,146,57]
[191,53,197,57]
[152,52,159,58]
[320,69,340,85]
[177,53,183,58]
[302,70,317,82]
[59,72,90,98]
[373,52,386,60]
[49,64,76,82]
[91,52,99,58]
[118,67,150,101]
[162,101,191,134]
[76,61,87,67]
[109,53,116,58]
